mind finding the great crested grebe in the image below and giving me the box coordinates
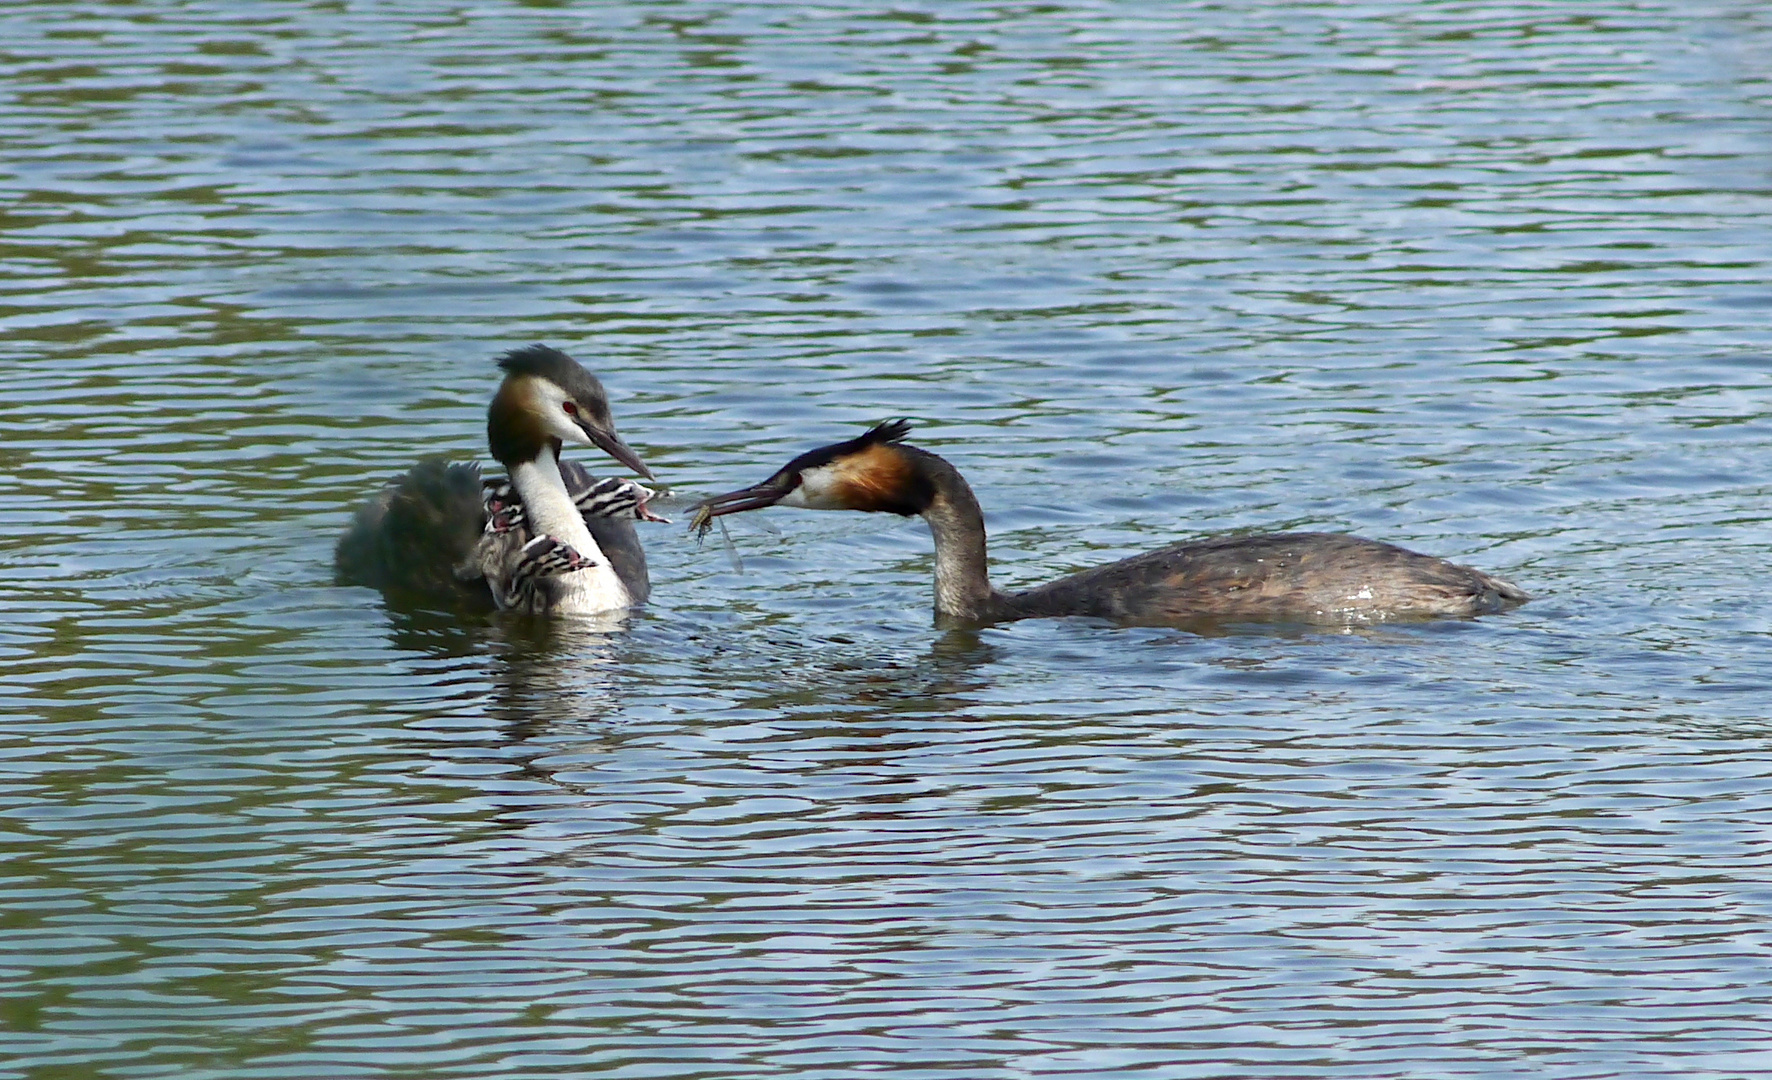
[335,345,664,615]
[691,420,1529,626]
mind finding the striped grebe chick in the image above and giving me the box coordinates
[691,421,1528,626]
[336,345,664,615]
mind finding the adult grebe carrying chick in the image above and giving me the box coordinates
[336,345,665,615]
[691,420,1527,626]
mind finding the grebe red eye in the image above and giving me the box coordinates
[563,401,578,416]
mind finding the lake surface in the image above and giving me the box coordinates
[5,2,1772,1077]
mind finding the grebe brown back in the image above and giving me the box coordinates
[335,345,664,615]
[691,420,1528,626]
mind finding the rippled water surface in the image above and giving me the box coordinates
[5,2,1772,1077]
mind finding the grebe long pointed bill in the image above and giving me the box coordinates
[579,422,652,480]
[691,478,796,533]
[690,418,918,533]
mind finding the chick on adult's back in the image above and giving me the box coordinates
[692,420,1527,626]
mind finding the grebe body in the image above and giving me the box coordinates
[693,421,1527,626]
[336,345,661,616]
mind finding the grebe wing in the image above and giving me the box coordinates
[335,457,492,605]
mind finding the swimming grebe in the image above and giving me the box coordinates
[691,420,1528,625]
[335,345,663,615]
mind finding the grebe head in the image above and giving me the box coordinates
[693,419,935,523]
[487,344,652,478]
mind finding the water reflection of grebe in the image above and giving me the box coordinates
[693,421,1528,626]
[336,346,665,615]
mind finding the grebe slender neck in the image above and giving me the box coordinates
[913,458,1007,621]
[690,420,1529,627]
[505,442,630,612]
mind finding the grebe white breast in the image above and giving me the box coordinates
[336,345,664,615]
[691,420,1528,626]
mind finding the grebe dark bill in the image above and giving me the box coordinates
[335,345,664,615]
[691,420,1529,626]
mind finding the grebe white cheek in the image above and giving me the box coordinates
[780,464,844,510]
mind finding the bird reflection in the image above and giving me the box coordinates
[726,625,1001,726]
[372,594,628,746]
[483,614,628,742]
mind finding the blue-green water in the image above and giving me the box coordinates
[4,3,1772,1077]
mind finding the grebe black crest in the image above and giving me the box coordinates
[336,345,663,615]
[692,421,1528,627]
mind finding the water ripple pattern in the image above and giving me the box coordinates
[2,2,1771,1078]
